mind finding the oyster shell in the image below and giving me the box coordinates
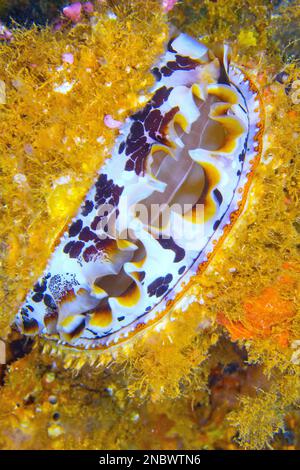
[15,34,263,349]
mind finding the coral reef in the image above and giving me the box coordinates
[0,0,299,450]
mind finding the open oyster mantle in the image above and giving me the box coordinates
[15,34,263,350]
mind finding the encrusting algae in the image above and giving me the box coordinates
[0,0,299,450]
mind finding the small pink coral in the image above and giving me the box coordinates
[53,19,65,32]
[0,22,13,41]
[83,2,94,13]
[104,115,122,129]
[63,2,82,23]
[62,52,75,64]
[162,0,178,12]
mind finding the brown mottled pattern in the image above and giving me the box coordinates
[157,236,185,263]
[122,40,201,176]
[147,274,173,298]
[124,85,179,174]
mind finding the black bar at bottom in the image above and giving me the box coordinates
[0,449,299,467]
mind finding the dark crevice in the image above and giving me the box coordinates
[0,1,65,27]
